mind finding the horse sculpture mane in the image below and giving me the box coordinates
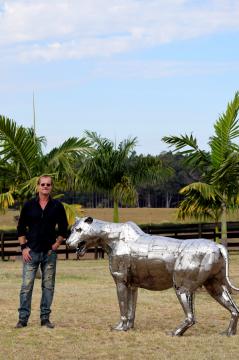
[67,216,239,336]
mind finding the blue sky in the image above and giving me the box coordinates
[0,0,239,155]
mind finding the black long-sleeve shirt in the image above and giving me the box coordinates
[17,196,68,253]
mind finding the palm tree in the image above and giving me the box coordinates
[79,131,165,222]
[0,115,91,220]
[78,131,137,222]
[162,92,239,245]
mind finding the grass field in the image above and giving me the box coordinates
[0,208,180,230]
[1,207,239,230]
[0,208,239,230]
[1,257,239,360]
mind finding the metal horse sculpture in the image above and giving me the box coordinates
[66,216,239,336]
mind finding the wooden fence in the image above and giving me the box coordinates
[1,222,239,260]
[0,230,104,261]
[140,222,239,250]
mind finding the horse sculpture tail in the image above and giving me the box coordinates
[218,244,239,292]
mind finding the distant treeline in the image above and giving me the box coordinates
[61,151,201,208]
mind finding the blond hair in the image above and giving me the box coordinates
[37,175,53,185]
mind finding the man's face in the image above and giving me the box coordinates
[38,177,52,196]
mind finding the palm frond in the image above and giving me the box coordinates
[62,203,84,226]
[162,134,199,152]
[0,190,15,213]
[47,137,91,160]
[177,182,223,221]
[162,133,209,168]
[84,130,108,148]
[211,152,239,182]
[118,137,138,155]
[26,127,47,156]
[209,91,239,167]
[0,116,41,178]
[179,182,220,200]
[113,176,137,206]
[44,137,91,176]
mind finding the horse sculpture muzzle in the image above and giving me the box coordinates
[67,216,239,336]
[76,241,86,256]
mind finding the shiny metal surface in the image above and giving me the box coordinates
[67,216,239,336]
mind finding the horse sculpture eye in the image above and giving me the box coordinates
[76,228,82,233]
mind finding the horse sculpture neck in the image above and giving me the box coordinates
[92,219,146,244]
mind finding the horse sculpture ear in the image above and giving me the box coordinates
[85,216,93,224]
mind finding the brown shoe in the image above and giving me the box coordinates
[41,319,55,328]
[15,321,27,328]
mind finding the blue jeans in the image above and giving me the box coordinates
[18,250,57,323]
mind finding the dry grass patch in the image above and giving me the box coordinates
[1,256,239,359]
[83,208,179,224]
[2,208,239,231]
[2,207,239,230]
[0,208,180,230]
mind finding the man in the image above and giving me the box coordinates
[16,175,68,329]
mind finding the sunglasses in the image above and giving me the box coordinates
[40,183,52,187]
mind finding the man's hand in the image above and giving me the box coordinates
[22,248,32,262]
[52,237,63,251]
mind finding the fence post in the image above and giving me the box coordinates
[198,223,202,238]
[65,243,69,260]
[1,231,4,261]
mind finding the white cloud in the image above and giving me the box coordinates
[0,0,239,62]
[92,59,239,79]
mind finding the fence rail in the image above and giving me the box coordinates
[0,230,105,261]
[1,222,239,260]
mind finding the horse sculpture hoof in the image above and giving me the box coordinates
[169,329,184,337]
[111,323,128,331]
[166,330,177,336]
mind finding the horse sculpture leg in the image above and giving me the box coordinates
[171,287,196,336]
[112,282,138,331]
[127,287,138,329]
[204,279,239,336]
[113,281,129,331]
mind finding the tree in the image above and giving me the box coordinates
[134,153,173,207]
[0,115,91,222]
[158,152,201,208]
[79,132,165,222]
[162,92,239,244]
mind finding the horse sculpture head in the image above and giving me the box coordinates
[66,216,95,256]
